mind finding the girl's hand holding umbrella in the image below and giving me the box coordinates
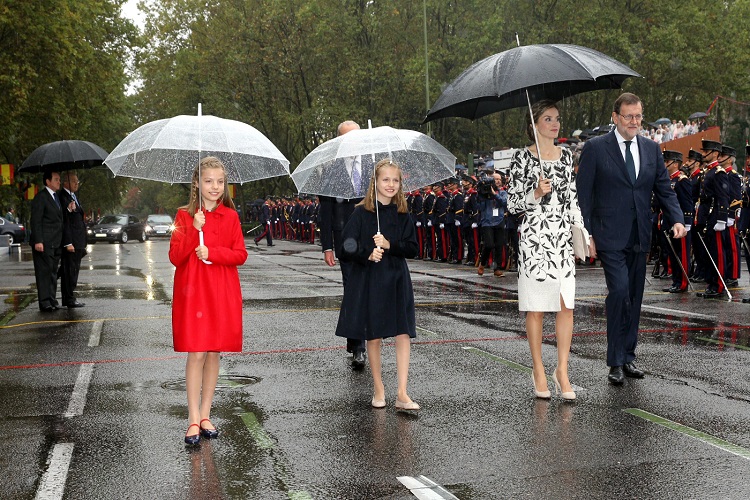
[193,209,206,231]
[373,233,390,250]
[369,246,385,263]
[192,209,212,264]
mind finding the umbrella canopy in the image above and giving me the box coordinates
[424,44,642,122]
[291,126,456,198]
[19,140,109,173]
[104,114,289,184]
[654,117,671,126]
[688,111,708,120]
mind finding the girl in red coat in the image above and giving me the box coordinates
[169,156,248,444]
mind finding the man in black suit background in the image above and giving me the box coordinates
[577,93,686,385]
[30,171,64,312]
[318,120,368,368]
[59,172,87,308]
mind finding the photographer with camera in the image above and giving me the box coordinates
[477,172,508,277]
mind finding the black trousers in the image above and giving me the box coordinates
[33,248,61,309]
[480,225,505,266]
[60,248,85,305]
[339,258,365,354]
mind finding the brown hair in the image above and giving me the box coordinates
[183,156,236,216]
[613,92,642,114]
[357,158,408,213]
[525,99,559,142]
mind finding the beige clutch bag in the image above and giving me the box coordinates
[571,225,590,259]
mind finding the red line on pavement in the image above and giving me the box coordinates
[1,324,748,372]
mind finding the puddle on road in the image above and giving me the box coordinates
[161,375,261,391]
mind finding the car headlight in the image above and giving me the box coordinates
[169,224,176,232]
[146,225,153,233]
[87,229,93,235]
[111,227,122,233]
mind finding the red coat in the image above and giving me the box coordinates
[169,204,248,352]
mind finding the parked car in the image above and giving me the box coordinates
[145,214,175,238]
[0,217,25,245]
[87,214,148,244]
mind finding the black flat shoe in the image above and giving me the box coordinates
[608,366,625,385]
[623,362,645,378]
[199,419,219,439]
[185,423,201,445]
[66,301,85,308]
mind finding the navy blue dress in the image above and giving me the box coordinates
[335,202,418,341]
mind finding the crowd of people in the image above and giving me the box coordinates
[639,117,708,143]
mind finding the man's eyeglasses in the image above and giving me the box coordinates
[618,113,644,122]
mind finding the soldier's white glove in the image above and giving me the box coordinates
[471,223,478,228]
[685,224,691,232]
[439,223,444,229]
[728,218,735,227]
[416,222,422,227]
[713,221,726,232]
[427,220,432,227]
[455,220,461,226]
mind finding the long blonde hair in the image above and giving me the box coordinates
[182,156,236,216]
[357,158,408,213]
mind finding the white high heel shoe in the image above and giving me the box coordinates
[531,371,551,399]
[552,367,576,401]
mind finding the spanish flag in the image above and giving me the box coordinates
[0,164,13,185]
[25,184,38,200]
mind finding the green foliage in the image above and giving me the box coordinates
[5,0,750,211]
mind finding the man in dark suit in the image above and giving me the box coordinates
[577,93,687,385]
[30,171,64,312]
[318,120,368,368]
[59,172,87,308]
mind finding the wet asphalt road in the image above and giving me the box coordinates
[1,237,750,499]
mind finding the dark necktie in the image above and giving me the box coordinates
[351,158,361,196]
[71,192,81,210]
[624,141,636,184]
[53,192,61,209]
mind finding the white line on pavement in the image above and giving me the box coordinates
[397,475,460,499]
[64,363,94,418]
[34,442,74,500]
[88,320,103,347]
[640,304,717,320]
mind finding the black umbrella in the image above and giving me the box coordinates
[19,140,109,173]
[424,44,641,122]
[688,111,708,120]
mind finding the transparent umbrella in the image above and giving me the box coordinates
[291,126,455,198]
[104,107,289,184]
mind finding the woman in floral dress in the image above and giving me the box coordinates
[507,100,586,401]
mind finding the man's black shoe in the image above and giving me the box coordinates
[662,286,686,293]
[65,301,85,308]
[697,288,719,298]
[352,351,366,369]
[726,279,738,287]
[40,305,56,313]
[623,362,645,378]
[608,366,625,385]
[743,297,750,303]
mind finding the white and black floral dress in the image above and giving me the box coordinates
[507,147,584,312]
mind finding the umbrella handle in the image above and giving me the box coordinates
[199,230,213,265]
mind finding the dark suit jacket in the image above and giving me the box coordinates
[577,131,683,251]
[59,189,87,250]
[318,196,362,257]
[30,188,63,253]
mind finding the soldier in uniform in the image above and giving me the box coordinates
[684,149,705,282]
[446,178,464,264]
[432,181,450,262]
[254,197,274,246]
[410,189,425,259]
[719,146,742,287]
[695,140,730,298]
[422,185,436,260]
[739,148,750,303]
[661,151,693,292]
[462,176,481,266]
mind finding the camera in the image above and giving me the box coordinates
[477,174,496,199]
